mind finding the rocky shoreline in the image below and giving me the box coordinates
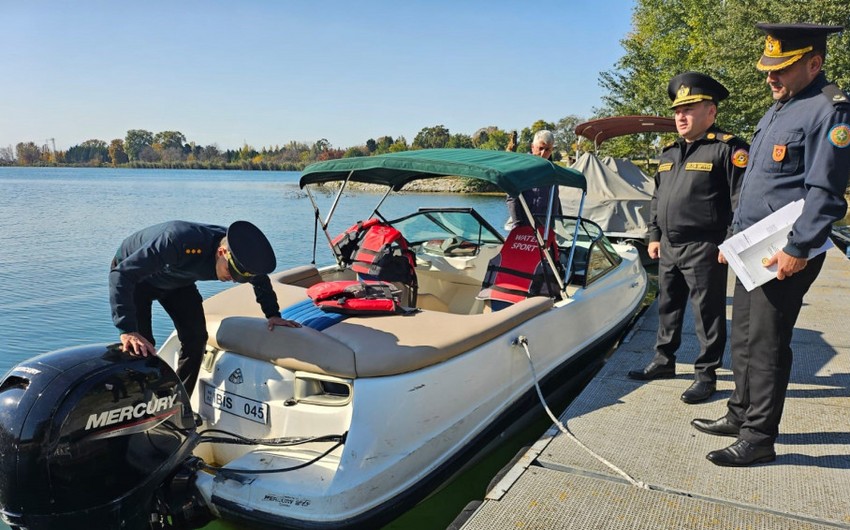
[317,177,503,194]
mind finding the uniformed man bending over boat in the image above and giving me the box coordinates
[628,72,749,405]
[109,220,300,395]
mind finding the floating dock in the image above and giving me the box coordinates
[457,247,850,530]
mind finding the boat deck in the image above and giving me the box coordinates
[457,247,850,529]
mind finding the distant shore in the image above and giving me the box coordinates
[321,177,502,194]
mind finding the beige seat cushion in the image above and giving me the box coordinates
[208,316,357,377]
[325,296,552,376]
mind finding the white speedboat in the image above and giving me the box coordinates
[0,149,647,530]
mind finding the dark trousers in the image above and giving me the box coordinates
[652,238,728,382]
[726,253,824,446]
[134,282,208,396]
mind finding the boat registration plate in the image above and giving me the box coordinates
[202,383,269,425]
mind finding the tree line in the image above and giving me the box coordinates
[3,0,849,169]
[0,118,586,170]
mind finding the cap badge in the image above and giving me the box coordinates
[765,35,780,55]
[677,85,690,99]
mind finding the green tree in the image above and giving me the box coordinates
[412,125,451,149]
[125,129,153,161]
[446,133,474,149]
[343,146,368,158]
[153,131,187,153]
[15,142,41,165]
[388,136,409,153]
[66,139,108,165]
[108,139,129,166]
[374,136,394,154]
[598,0,850,153]
[477,128,511,151]
[553,115,584,162]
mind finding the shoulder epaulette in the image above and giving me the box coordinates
[662,141,676,150]
[822,83,850,107]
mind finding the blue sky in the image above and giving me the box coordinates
[1,1,636,152]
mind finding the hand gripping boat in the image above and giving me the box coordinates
[0,149,647,529]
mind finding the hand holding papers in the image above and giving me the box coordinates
[719,199,833,291]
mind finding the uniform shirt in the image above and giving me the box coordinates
[734,72,850,257]
[109,220,280,334]
[650,125,749,245]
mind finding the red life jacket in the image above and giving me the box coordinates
[331,219,418,304]
[306,280,403,315]
[478,225,561,305]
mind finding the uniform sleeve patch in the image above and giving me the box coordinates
[657,162,674,172]
[732,148,749,168]
[685,162,713,171]
[828,124,850,148]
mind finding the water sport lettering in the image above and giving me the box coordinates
[85,394,179,430]
[510,234,538,252]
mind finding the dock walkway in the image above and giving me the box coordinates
[458,248,850,529]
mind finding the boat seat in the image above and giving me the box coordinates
[477,225,560,309]
[206,296,553,379]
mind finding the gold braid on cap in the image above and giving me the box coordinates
[757,35,813,71]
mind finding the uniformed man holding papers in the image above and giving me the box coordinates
[692,23,850,467]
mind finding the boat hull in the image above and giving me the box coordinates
[161,244,647,529]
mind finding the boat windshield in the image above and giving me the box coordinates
[389,208,504,246]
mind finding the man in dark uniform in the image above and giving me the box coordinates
[110,220,300,395]
[692,24,850,466]
[628,72,749,405]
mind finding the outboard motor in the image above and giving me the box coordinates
[0,344,210,530]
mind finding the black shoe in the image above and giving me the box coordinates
[706,439,776,467]
[627,362,675,381]
[680,381,716,404]
[691,416,740,437]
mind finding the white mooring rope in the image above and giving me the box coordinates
[515,335,650,490]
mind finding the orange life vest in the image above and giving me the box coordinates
[306,280,403,315]
[331,219,418,304]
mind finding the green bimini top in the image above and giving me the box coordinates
[299,148,586,197]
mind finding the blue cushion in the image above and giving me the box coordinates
[281,299,347,331]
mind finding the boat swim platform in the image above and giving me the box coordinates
[457,247,850,530]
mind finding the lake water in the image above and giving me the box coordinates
[0,167,508,373]
[0,166,530,530]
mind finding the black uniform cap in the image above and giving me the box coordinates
[668,72,729,108]
[755,23,844,72]
[225,221,276,283]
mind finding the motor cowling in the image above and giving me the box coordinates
[0,344,201,530]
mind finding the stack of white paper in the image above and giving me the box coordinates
[719,199,833,291]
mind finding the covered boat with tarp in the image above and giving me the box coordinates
[561,116,677,260]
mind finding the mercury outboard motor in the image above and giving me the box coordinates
[0,344,210,530]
